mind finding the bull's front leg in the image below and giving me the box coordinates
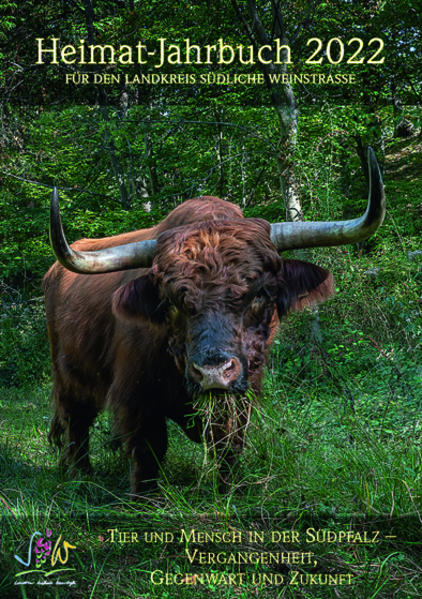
[108,383,168,494]
[49,391,97,475]
[129,416,168,494]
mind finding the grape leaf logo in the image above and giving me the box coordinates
[14,528,76,578]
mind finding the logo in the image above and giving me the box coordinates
[14,528,76,583]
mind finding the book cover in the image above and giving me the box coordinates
[1,1,420,597]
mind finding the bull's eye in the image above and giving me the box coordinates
[250,295,266,311]
[168,305,181,321]
[242,289,267,314]
[249,284,275,311]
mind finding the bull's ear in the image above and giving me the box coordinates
[112,275,167,323]
[276,259,334,317]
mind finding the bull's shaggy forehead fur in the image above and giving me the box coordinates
[152,218,282,310]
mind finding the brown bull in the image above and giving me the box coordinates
[44,149,385,493]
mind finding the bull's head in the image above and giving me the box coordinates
[110,218,335,397]
[48,148,385,399]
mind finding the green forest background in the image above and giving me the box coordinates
[0,1,421,598]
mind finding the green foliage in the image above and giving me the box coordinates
[0,104,279,282]
[0,286,49,387]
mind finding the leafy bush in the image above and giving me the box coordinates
[0,283,49,387]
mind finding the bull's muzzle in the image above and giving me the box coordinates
[189,356,243,391]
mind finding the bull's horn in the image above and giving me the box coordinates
[49,188,156,273]
[270,147,386,250]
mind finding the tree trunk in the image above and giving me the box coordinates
[144,128,159,197]
[84,0,131,209]
[213,107,225,198]
[233,0,302,222]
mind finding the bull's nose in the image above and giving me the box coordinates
[189,357,242,390]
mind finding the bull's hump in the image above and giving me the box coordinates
[68,198,244,251]
[156,197,244,233]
